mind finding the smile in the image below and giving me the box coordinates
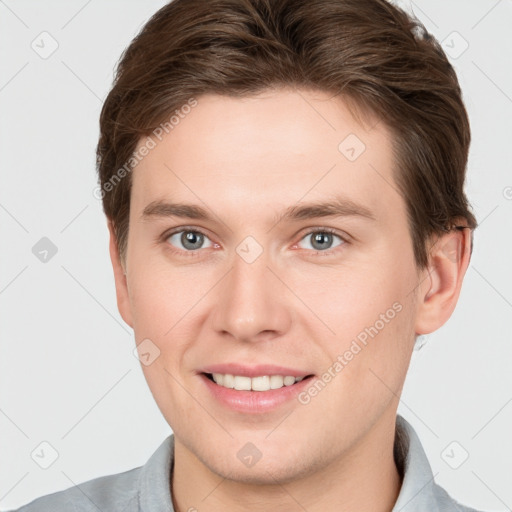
[200,372,316,413]
[206,373,310,391]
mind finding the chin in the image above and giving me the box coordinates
[198,442,316,485]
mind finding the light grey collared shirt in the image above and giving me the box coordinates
[8,415,484,512]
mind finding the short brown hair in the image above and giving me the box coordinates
[96,0,477,269]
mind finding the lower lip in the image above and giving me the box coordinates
[199,373,315,414]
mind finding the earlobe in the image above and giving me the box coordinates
[414,226,472,335]
[107,220,133,328]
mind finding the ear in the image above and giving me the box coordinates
[414,225,472,335]
[107,219,133,328]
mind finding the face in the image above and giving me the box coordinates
[114,88,426,484]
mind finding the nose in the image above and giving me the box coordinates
[211,248,292,343]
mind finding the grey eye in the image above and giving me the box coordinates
[298,231,344,251]
[167,230,213,251]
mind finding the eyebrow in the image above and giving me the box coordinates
[141,196,377,225]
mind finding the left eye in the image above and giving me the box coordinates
[297,230,345,252]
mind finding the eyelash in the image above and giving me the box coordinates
[160,226,349,258]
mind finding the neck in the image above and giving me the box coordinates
[171,414,402,512]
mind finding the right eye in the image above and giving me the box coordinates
[165,229,215,252]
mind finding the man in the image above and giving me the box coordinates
[11,0,483,510]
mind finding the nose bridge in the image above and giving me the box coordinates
[211,242,291,341]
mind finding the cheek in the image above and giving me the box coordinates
[127,262,211,380]
[298,251,417,390]
[138,356,197,434]
[295,261,411,341]
[334,293,416,405]
[302,298,415,435]
[127,257,198,336]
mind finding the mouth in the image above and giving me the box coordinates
[199,371,316,413]
[202,372,315,392]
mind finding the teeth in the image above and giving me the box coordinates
[252,375,270,391]
[223,374,235,388]
[234,375,252,390]
[270,375,284,389]
[283,376,296,386]
[210,373,306,391]
[212,373,224,386]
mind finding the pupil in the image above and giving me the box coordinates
[183,231,203,249]
[313,232,332,250]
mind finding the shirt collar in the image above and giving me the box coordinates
[137,414,440,512]
[138,433,175,511]
[392,415,441,512]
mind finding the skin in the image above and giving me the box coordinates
[108,88,472,512]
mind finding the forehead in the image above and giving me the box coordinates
[131,89,402,225]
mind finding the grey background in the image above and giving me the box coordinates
[1,0,511,510]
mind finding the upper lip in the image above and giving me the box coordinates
[199,363,313,378]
